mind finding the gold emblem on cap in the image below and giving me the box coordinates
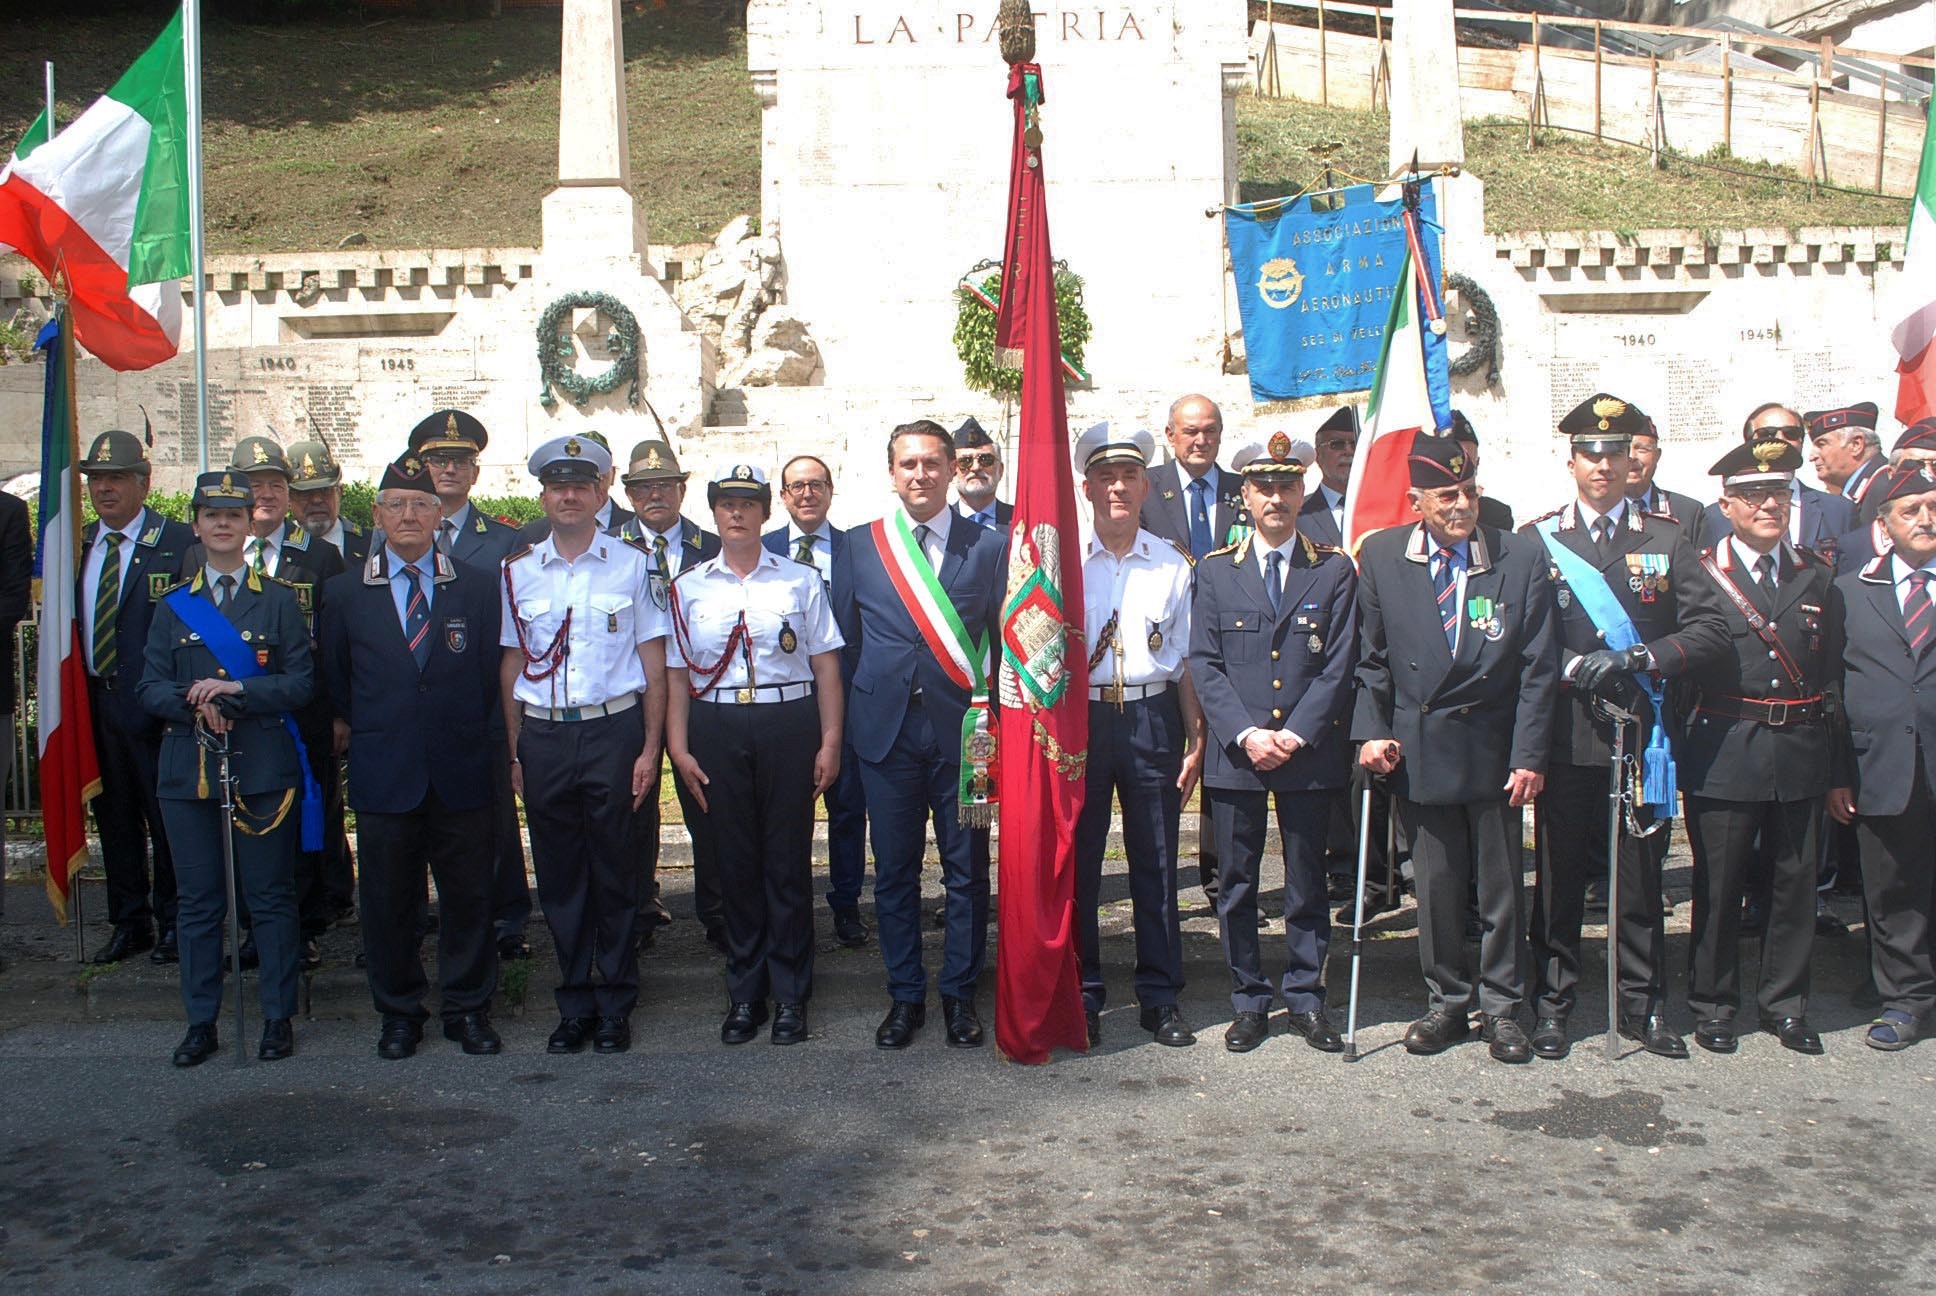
[299,452,318,479]
[645,446,664,470]
[733,464,752,481]
[403,456,422,474]
[564,438,582,457]
[446,413,459,437]
[1751,440,1785,467]
[1449,453,1466,475]
[220,472,235,491]
[1268,431,1292,462]
[1591,396,1626,432]
[251,441,270,465]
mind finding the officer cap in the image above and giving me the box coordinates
[191,471,253,512]
[286,439,342,492]
[1444,408,1477,445]
[707,463,772,509]
[620,439,689,485]
[1072,421,1155,473]
[379,452,437,497]
[1710,437,1801,490]
[229,434,291,477]
[1873,461,1936,509]
[1892,417,1936,457]
[1407,433,1476,488]
[1804,401,1878,439]
[409,410,488,456]
[1230,432,1313,478]
[1558,393,1643,452]
[953,416,996,450]
[78,429,149,474]
[1315,406,1358,439]
[528,434,612,484]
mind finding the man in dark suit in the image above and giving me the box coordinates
[1832,421,1936,576]
[1830,464,1936,1051]
[951,417,1013,531]
[408,410,531,962]
[764,453,870,949]
[518,429,635,542]
[1806,401,1887,521]
[1189,433,1358,1055]
[1521,394,1731,1060]
[832,419,1006,1050]
[1625,411,1703,543]
[616,438,724,948]
[0,482,31,932]
[77,430,193,964]
[1679,438,1845,1056]
[287,439,371,566]
[1295,407,1357,548]
[1702,405,1855,562]
[320,454,503,1060]
[1449,409,1516,532]
[1355,434,1557,1063]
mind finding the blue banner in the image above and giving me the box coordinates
[1225,183,1439,405]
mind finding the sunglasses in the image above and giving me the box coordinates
[956,452,1000,470]
[1318,438,1357,452]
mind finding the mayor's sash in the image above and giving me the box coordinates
[872,513,998,827]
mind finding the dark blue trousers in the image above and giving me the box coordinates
[859,698,988,1003]
[1074,693,1185,1011]
[161,796,299,1026]
[1208,785,1332,1015]
[822,737,869,912]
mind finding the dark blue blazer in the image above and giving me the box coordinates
[445,505,522,571]
[1188,533,1358,793]
[1702,483,1853,562]
[80,508,193,735]
[318,550,501,815]
[763,523,846,573]
[831,514,1005,766]
[1835,557,1936,817]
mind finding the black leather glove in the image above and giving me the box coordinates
[1573,645,1649,695]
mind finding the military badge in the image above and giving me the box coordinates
[148,572,171,600]
[294,584,313,611]
[474,515,488,534]
[251,441,269,465]
[1308,634,1323,653]
[779,619,798,654]
[1147,626,1163,654]
[565,438,582,457]
[1268,431,1292,463]
[1162,489,1175,501]
[255,647,271,668]
[1557,585,1572,609]
[607,611,620,634]
[648,572,670,610]
[1467,596,1503,642]
[445,617,468,653]
[139,525,161,547]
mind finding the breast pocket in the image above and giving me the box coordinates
[515,597,560,641]
[588,594,634,637]
[1218,610,1261,663]
[247,630,282,673]
[1290,607,1331,657]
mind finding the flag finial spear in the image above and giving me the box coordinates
[998,0,1035,66]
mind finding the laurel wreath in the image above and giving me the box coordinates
[952,261,1091,398]
[1443,272,1500,387]
[537,291,642,408]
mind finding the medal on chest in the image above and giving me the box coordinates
[779,619,798,654]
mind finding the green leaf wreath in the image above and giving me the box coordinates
[537,290,642,408]
[953,261,1092,398]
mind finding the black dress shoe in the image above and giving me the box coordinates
[299,936,322,972]
[592,1016,631,1054]
[1336,890,1401,926]
[258,1018,294,1062]
[1531,1016,1569,1060]
[237,931,259,971]
[547,1016,594,1054]
[1693,1018,1738,1053]
[1404,1007,1472,1055]
[1762,1014,1824,1055]
[1618,1011,1689,1059]
[1285,1008,1344,1053]
[876,1000,925,1049]
[942,996,984,1048]
[832,906,870,948]
[150,927,179,965]
[1815,902,1848,937]
[1224,1010,1270,1052]
[1481,1015,1532,1064]
[1140,1004,1196,1047]
[91,924,153,965]
[771,1002,808,1045]
[377,1018,423,1059]
[443,1013,502,1055]
[172,1023,219,1067]
[721,1001,767,1045]
[1084,1008,1101,1049]
[497,934,532,962]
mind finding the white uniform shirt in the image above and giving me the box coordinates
[1082,529,1192,687]
[498,532,667,708]
[81,516,143,672]
[667,549,843,692]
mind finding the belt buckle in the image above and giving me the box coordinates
[1765,699,1791,727]
[735,687,755,705]
[559,706,581,722]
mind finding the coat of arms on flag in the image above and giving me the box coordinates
[999,524,1070,710]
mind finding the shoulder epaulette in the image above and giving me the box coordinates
[1794,543,1825,567]
[1523,507,1565,529]
[154,575,194,598]
[265,573,303,591]
[504,543,535,564]
[1163,537,1195,567]
[1205,539,1243,560]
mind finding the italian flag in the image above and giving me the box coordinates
[1341,203,1450,555]
[0,12,189,371]
[1892,95,1936,426]
[35,311,104,922]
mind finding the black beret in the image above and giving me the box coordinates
[1407,433,1475,488]
[1874,462,1936,508]
[380,452,437,495]
[953,416,995,449]
[1804,401,1878,437]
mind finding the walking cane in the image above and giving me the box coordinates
[199,722,247,1067]
[1344,752,1394,1061]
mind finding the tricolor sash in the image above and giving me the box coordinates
[873,513,998,826]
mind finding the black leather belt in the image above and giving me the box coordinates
[1696,696,1823,727]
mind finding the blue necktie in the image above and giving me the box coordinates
[1265,551,1283,617]
[403,565,431,670]
[1188,477,1212,560]
[1432,548,1458,650]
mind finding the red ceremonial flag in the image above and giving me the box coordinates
[990,32,1090,1065]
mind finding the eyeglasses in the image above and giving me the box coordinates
[956,452,1000,470]
[1756,425,1807,442]
[420,453,476,469]
[1727,486,1791,507]
[1318,438,1357,452]
[782,480,832,497]
[377,496,442,516]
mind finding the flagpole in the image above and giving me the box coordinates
[181,0,210,472]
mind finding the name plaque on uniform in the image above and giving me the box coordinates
[1224,183,1440,405]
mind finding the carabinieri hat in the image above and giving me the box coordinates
[379,452,436,496]
[707,463,771,508]
[1710,437,1802,489]
[409,410,489,456]
[191,470,253,511]
[1407,433,1475,488]
[527,433,612,484]
[1558,393,1645,452]
[1804,401,1878,439]
[287,439,343,492]
[229,434,291,477]
[1231,431,1313,477]
[1872,461,1936,508]
[1072,420,1155,472]
[78,429,149,474]
[1891,417,1936,456]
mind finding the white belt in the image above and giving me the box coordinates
[523,693,639,722]
[697,681,815,705]
[1087,680,1172,702]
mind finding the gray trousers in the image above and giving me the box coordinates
[1398,796,1527,1018]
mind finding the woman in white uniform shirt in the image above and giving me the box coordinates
[667,465,845,1046]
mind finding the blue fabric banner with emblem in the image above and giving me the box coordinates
[1224,183,1440,405]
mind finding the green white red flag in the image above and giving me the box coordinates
[1891,95,1936,425]
[0,12,189,371]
